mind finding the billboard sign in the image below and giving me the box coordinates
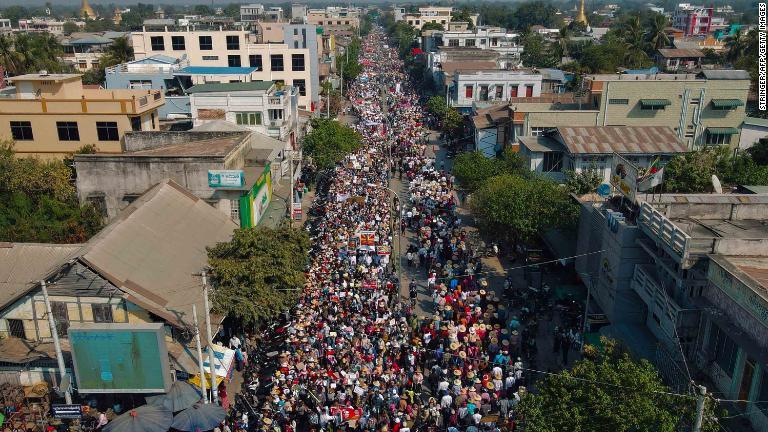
[52,404,83,420]
[69,323,172,394]
[208,170,245,188]
[610,154,639,201]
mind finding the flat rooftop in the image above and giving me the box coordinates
[670,218,768,239]
[8,73,81,82]
[128,135,246,157]
[176,66,258,75]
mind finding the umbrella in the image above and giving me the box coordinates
[170,402,226,432]
[103,405,173,432]
[146,381,203,412]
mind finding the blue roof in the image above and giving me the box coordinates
[131,54,179,65]
[176,66,257,75]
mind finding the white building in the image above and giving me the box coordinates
[291,4,308,22]
[188,81,298,144]
[451,70,543,109]
[400,6,479,31]
[426,26,523,62]
[0,19,12,32]
[518,126,688,182]
[240,4,265,22]
[739,117,768,150]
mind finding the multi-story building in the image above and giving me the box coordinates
[61,33,122,72]
[399,6,479,31]
[0,19,12,32]
[450,69,543,110]
[131,27,318,110]
[306,8,359,37]
[17,18,75,34]
[0,73,164,159]
[265,7,284,22]
[188,81,298,144]
[672,3,714,36]
[654,48,704,72]
[291,4,308,22]
[240,3,265,22]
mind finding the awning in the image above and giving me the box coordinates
[711,99,744,109]
[640,99,671,108]
[707,127,739,135]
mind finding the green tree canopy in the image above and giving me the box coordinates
[470,174,577,245]
[450,9,475,30]
[565,169,602,195]
[302,118,363,170]
[207,226,310,325]
[421,22,444,31]
[452,147,525,192]
[518,338,720,432]
[520,32,558,68]
[0,140,103,243]
[513,1,561,29]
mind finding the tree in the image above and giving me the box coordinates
[471,174,578,246]
[513,1,561,29]
[518,337,721,432]
[100,37,134,69]
[663,147,731,193]
[621,16,651,68]
[565,169,602,195]
[63,21,79,35]
[647,13,670,50]
[193,5,213,16]
[701,48,722,65]
[747,138,768,165]
[207,226,310,325]
[453,151,508,192]
[521,33,557,68]
[119,11,144,30]
[724,30,747,64]
[0,140,103,243]
[450,9,475,30]
[302,118,363,170]
[421,22,444,31]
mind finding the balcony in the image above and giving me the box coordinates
[637,201,690,259]
[267,94,288,108]
[0,89,165,115]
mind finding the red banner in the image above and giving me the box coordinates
[330,407,363,422]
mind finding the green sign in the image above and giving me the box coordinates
[208,170,245,188]
[69,323,171,394]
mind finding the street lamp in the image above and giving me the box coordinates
[367,182,403,295]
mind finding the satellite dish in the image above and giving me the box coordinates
[597,183,611,197]
[711,175,723,194]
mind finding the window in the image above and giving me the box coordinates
[202,55,219,61]
[226,35,240,50]
[480,39,487,45]
[271,54,284,71]
[150,36,165,51]
[495,86,503,99]
[542,152,563,172]
[171,35,185,50]
[510,85,519,97]
[249,54,263,69]
[531,127,547,136]
[479,85,489,101]
[294,79,306,96]
[706,132,732,145]
[128,80,152,89]
[51,301,69,337]
[293,28,298,36]
[465,39,475,47]
[269,109,284,120]
[228,55,242,67]
[291,54,305,71]
[525,85,534,97]
[235,112,262,125]
[10,121,33,140]
[56,122,79,141]
[199,35,213,50]
[448,39,459,47]
[151,112,156,129]
[96,122,119,141]
[91,303,114,323]
[465,85,473,98]
[7,319,25,339]
[708,323,738,376]
[609,98,629,105]
[130,117,141,131]
[230,199,240,223]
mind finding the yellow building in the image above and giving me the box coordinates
[0,73,164,159]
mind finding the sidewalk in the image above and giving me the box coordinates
[259,176,315,228]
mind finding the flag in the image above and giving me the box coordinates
[638,167,664,192]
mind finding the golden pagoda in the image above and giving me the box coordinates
[80,0,96,20]
[575,0,589,26]
[113,8,122,25]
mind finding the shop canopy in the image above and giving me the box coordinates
[710,99,744,109]
[639,99,671,108]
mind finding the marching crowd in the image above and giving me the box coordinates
[232,29,530,432]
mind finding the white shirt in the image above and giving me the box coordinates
[440,394,453,408]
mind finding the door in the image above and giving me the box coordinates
[738,357,755,405]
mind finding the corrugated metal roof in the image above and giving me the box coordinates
[556,126,688,155]
[699,70,751,80]
[177,66,258,75]
[657,48,704,58]
[0,243,82,311]
[76,179,238,328]
[744,117,768,128]
[518,135,563,152]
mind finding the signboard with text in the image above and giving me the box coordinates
[52,404,83,420]
[610,154,639,201]
[208,170,245,188]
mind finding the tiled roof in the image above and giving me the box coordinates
[555,126,688,155]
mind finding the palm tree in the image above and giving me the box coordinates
[0,34,22,75]
[724,30,746,64]
[622,16,649,68]
[557,26,571,59]
[647,14,670,50]
[99,37,134,68]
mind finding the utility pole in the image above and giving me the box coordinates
[693,385,707,432]
[41,281,72,404]
[288,149,294,227]
[202,271,217,404]
[192,304,208,403]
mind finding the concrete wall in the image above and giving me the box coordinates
[454,72,542,108]
[739,123,768,150]
[105,71,187,120]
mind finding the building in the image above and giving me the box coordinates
[655,48,704,72]
[265,7,284,22]
[131,27,318,110]
[575,192,768,400]
[0,19,12,32]
[187,81,298,143]
[425,26,522,61]
[450,69,543,110]
[0,179,237,386]
[74,129,286,226]
[240,4,265,22]
[400,6,479,31]
[291,5,308,22]
[739,117,768,150]
[306,9,360,37]
[0,73,164,159]
[672,3,714,36]
[517,126,687,182]
[61,33,123,72]
[17,18,79,34]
